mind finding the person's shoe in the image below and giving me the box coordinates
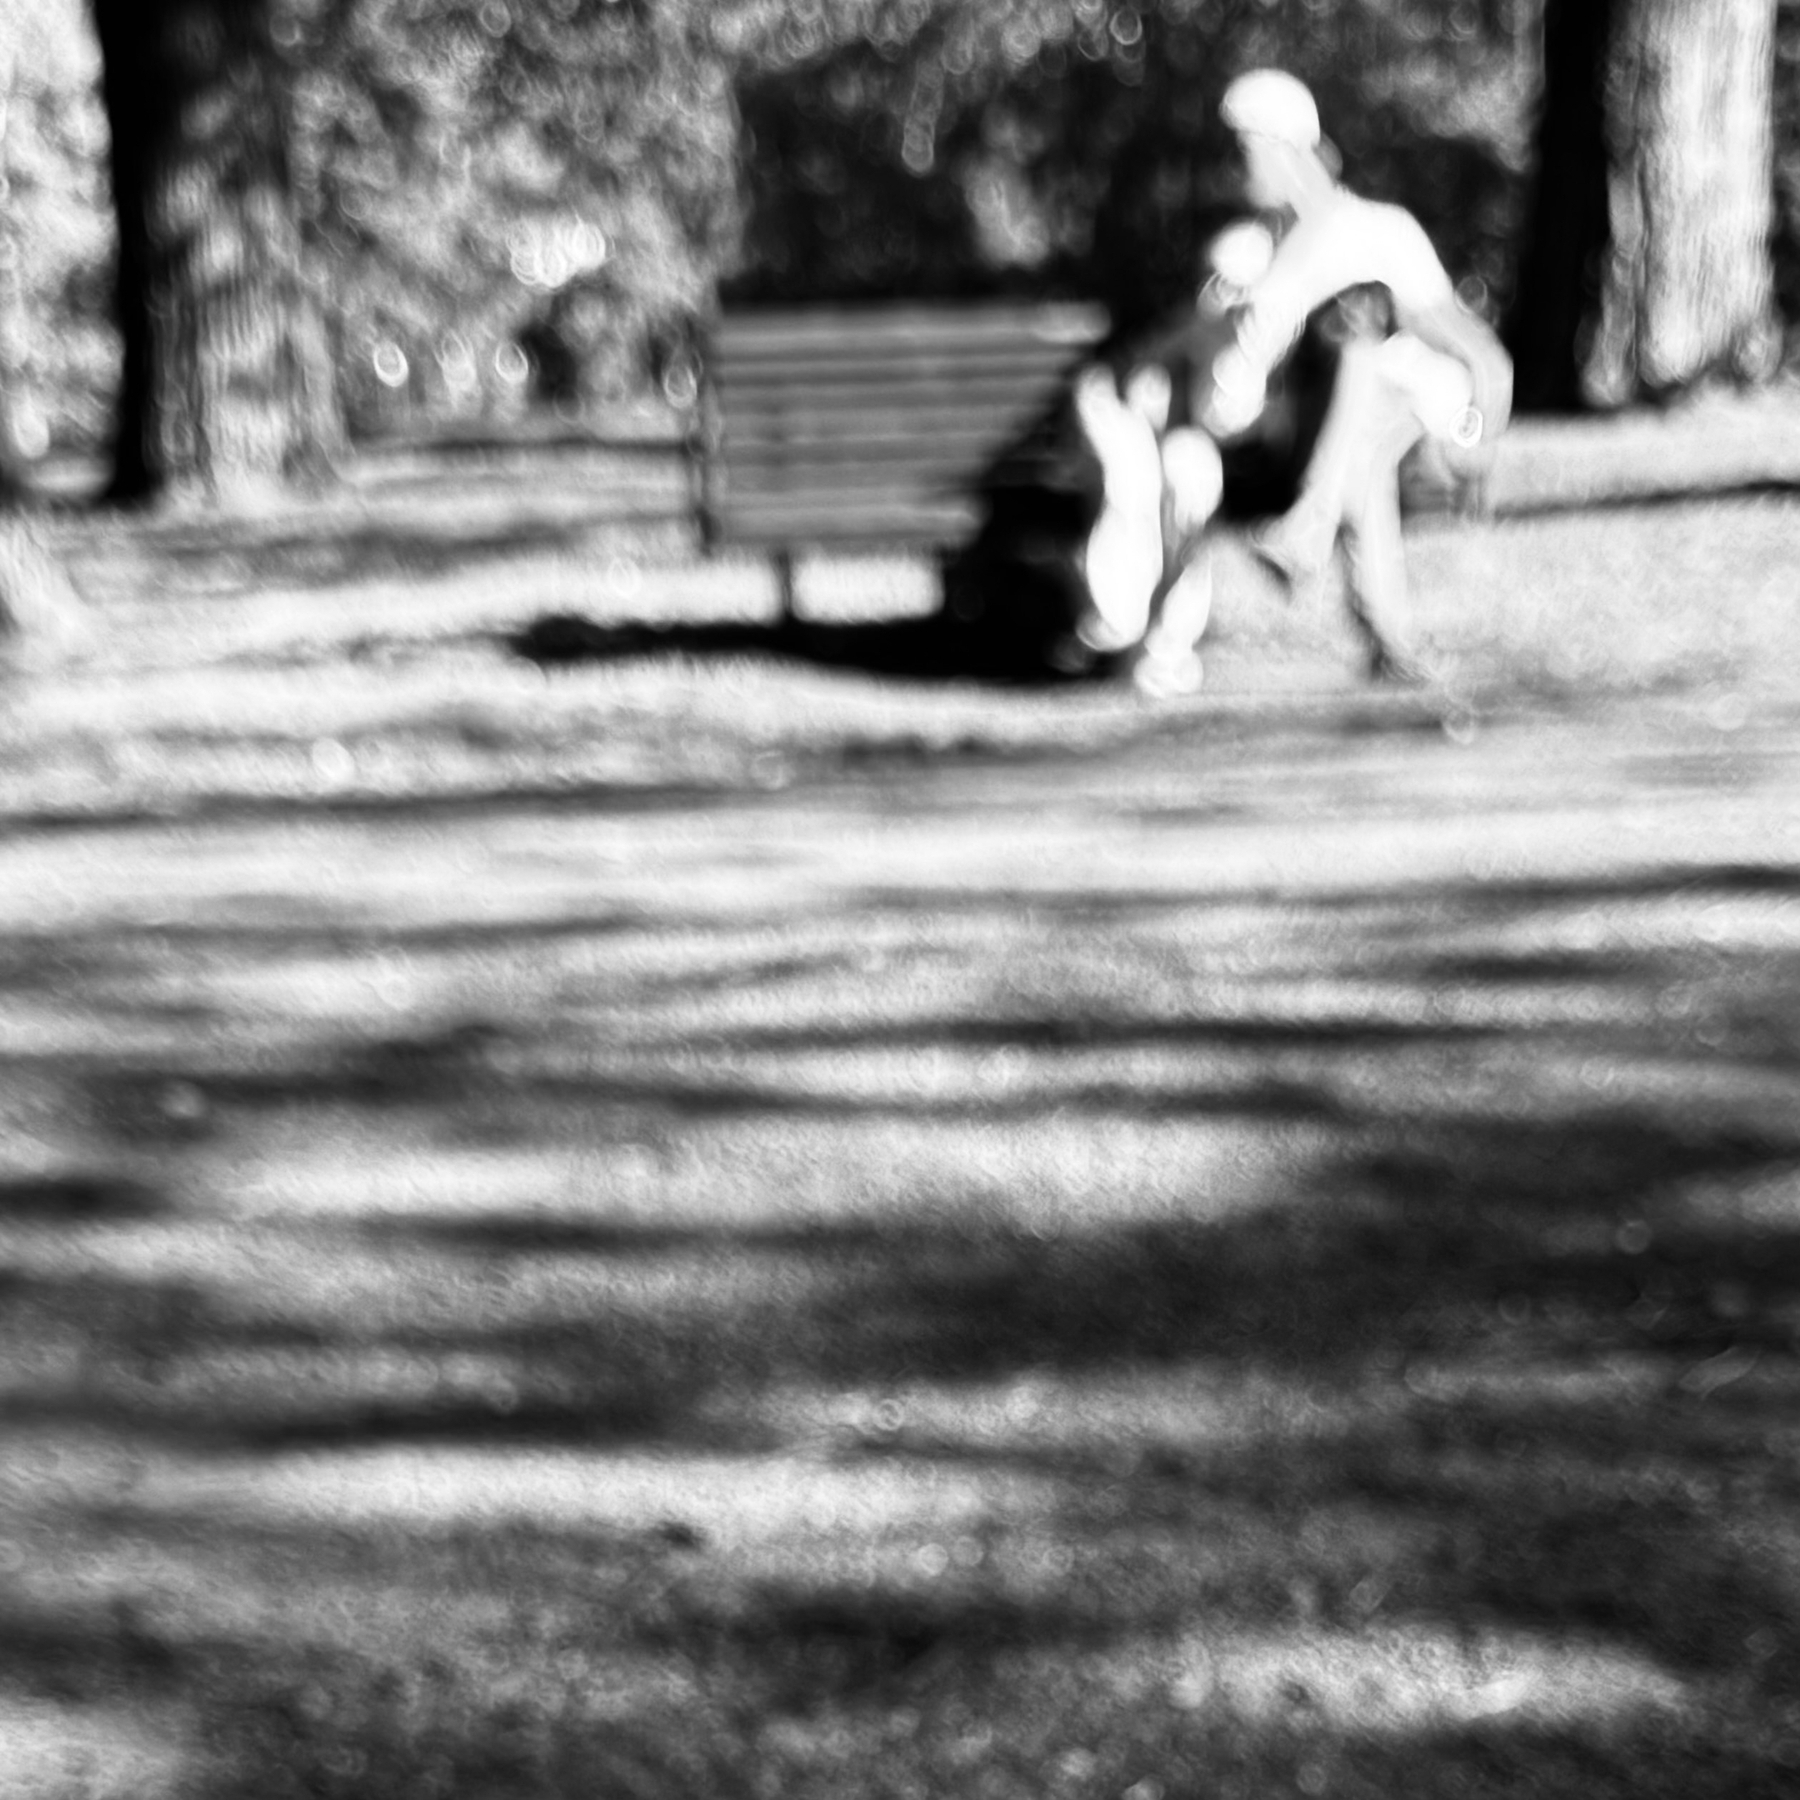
[1075,608,1144,656]
[1367,642,1437,687]
[1248,519,1328,599]
[1045,631,1101,677]
[1133,647,1204,699]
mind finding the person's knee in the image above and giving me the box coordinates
[1331,336,1385,395]
[1161,428,1224,536]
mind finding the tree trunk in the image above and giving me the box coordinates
[1586,0,1780,403]
[1507,0,1614,409]
[89,0,342,503]
[0,28,31,497]
[1510,0,1779,409]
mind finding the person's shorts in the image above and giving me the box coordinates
[1376,334,1478,448]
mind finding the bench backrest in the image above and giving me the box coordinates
[697,301,1110,556]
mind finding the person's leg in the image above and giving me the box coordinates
[1337,336,1474,680]
[1375,333,1476,443]
[1252,331,1471,590]
[1135,426,1223,696]
[1072,369,1165,654]
[1250,335,1387,587]
[1338,398,1430,680]
[1249,332,1445,681]
[1134,552,1212,696]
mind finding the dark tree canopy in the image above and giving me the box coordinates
[724,1,1534,340]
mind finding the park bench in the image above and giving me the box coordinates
[692,300,1111,617]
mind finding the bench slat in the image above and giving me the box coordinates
[713,302,1107,357]
[716,348,1093,387]
[717,499,985,548]
[717,467,1081,510]
[722,427,1061,469]
[720,385,1063,421]
[723,450,1075,493]
[718,391,1074,427]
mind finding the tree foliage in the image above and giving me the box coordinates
[0,0,113,473]
[722,0,1536,336]
[4,0,1800,470]
[277,0,740,424]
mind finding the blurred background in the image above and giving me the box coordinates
[8,13,1800,1798]
[3,0,1798,495]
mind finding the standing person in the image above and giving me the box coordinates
[1210,69,1513,683]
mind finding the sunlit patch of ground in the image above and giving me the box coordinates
[1165,1622,1690,1730]
[0,1693,192,1800]
[3,431,1800,1795]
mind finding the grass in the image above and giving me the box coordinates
[2,405,1800,1797]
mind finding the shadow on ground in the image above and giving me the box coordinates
[509,607,1090,688]
[10,1106,1799,1795]
[135,516,685,595]
[5,835,1800,1796]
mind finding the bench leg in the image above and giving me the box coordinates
[773,549,798,625]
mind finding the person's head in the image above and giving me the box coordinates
[1199,219,1276,312]
[1122,361,1172,433]
[1072,362,1121,419]
[1220,70,1328,214]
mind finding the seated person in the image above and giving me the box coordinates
[1069,358,1172,667]
[1214,67,1513,683]
[1095,218,1283,697]
[941,222,1281,689]
[941,351,1174,682]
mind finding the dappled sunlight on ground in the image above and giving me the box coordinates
[4,482,1800,1795]
[0,1691,191,1800]
[1167,1621,1690,1731]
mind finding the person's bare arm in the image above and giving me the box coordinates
[1401,295,1514,458]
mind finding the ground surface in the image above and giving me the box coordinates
[3,420,1800,1797]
